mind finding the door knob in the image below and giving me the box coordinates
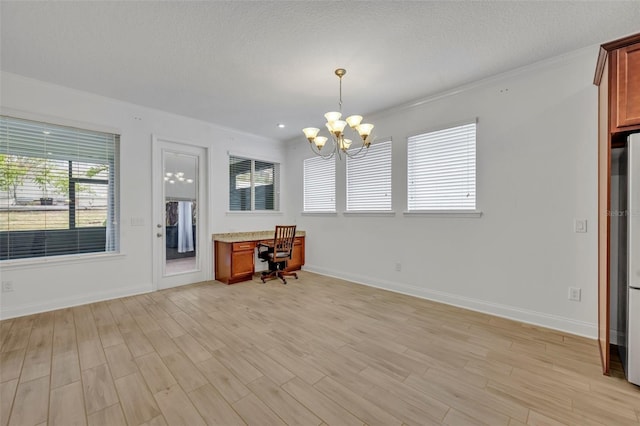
[156,224,162,228]
[157,233,163,238]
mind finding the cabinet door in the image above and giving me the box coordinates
[286,238,304,271]
[615,44,640,129]
[231,250,254,277]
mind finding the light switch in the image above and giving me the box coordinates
[574,219,587,233]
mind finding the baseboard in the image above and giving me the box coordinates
[0,284,153,320]
[303,265,597,339]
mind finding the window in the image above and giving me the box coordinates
[229,156,278,211]
[303,156,335,212]
[346,140,392,211]
[0,115,119,260]
[407,121,476,211]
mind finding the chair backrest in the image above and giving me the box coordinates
[273,225,297,259]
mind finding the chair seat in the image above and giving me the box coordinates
[258,225,298,284]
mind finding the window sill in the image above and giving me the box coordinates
[225,211,283,216]
[403,210,483,218]
[300,211,338,216]
[1,251,126,271]
[343,211,396,217]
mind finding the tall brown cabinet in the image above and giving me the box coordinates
[594,32,640,374]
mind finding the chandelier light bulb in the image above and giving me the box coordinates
[357,123,374,137]
[346,115,363,128]
[332,120,347,134]
[324,111,342,122]
[303,127,320,141]
[325,122,334,133]
[314,136,327,149]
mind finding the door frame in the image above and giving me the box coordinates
[151,135,210,290]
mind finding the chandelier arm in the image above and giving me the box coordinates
[303,68,371,161]
[343,143,368,159]
[308,141,337,160]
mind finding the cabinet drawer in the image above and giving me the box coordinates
[232,242,255,251]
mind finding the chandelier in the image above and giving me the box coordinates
[302,68,374,159]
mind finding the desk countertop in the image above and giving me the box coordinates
[212,230,306,243]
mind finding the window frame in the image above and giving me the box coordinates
[228,155,280,212]
[405,119,482,217]
[0,115,121,262]
[302,156,336,214]
[346,139,393,213]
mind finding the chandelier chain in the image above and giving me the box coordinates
[339,76,343,113]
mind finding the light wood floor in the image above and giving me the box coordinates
[1,271,638,426]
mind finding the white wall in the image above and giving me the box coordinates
[0,72,287,319]
[284,47,599,337]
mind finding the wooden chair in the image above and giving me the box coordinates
[257,225,298,284]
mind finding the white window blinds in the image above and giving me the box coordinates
[346,140,392,211]
[0,115,119,260]
[407,122,476,211]
[229,156,278,211]
[303,156,335,212]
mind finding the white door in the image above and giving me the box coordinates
[152,136,208,290]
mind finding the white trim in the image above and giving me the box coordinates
[151,135,209,291]
[303,265,596,339]
[2,71,280,142]
[364,44,597,122]
[1,252,126,271]
[403,210,483,218]
[1,106,121,136]
[343,211,396,217]
[0,283,151,320]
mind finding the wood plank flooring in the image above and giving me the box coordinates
[1,271,638,425]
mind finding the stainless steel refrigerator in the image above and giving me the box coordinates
[618,132,640,386]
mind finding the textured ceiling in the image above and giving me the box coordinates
[1,1,639,142]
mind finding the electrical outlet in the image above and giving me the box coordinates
[2,281,14,293]
[574,219,587,233]
[568,287,581,301]
[395,262,401,272]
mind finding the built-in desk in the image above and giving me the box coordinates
[213,230,305,284]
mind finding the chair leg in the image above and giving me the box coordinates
[261,270,277,283]
[262,261,297,285]
[280,270,298,280]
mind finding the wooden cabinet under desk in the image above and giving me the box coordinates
[213,231,305,284]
